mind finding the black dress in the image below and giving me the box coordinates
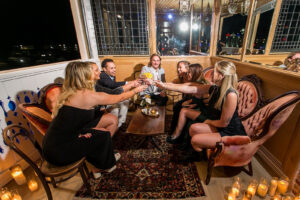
[178,85,246,149]
[42,105,116,170]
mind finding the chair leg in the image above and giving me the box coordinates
[37,174,53,200]
[79,166,91,195]
[247,162,253,176]
[50,177,57,188]
[83,162,91,178]
[205,159,214,185]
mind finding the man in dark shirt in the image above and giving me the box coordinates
[97,59,140,128]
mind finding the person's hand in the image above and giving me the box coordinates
[131,80,141,87]
[154,80,165,88]
[203,119,211,125]
[78,133,92,138]
[134,85,148,93]
[183,104,196,109]
[160,91,166,97]
[182,99,192,107]
[143,78,153,85]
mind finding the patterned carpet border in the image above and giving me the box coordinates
[74,115,205,199]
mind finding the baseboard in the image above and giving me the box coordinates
[256,146,286,178]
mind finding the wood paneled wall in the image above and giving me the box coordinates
[99,56,212,82]
[211,56,300,192]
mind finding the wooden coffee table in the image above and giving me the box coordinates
[126,106,165,151]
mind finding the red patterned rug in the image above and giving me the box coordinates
[75,116,205,199]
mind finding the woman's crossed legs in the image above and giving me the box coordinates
[189,123,221,152]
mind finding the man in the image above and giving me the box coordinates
[140,53,168,106]
[97,59,140,128]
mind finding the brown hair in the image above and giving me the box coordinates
[188,63,203,82]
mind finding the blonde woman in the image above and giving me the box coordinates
[42,61,147,177]
[155,61,246,151]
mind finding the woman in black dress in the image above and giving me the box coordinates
[42,61,147,178]
[155,61,246,152]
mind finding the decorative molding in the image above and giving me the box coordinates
[256,146,286,178]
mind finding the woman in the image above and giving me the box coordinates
[156,61,246,152]
[170,63,203,134]
[176,60,190,83]
[42,61,147,178]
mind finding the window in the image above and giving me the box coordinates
[271,0,300,52]
[91,0,149,55]
[0,0,80,71]
[156,0,212,56]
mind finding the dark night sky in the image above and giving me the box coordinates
[0,0,78,56]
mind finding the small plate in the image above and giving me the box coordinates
[141,108,159,117]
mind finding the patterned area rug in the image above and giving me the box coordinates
[75,116,205,199]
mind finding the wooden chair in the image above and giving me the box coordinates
[205,91,300,184]
[3,124,91,200]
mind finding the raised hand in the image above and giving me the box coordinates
[135,85,148,93]
[154,80,165,88]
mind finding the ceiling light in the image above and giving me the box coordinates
[179,22,189,32]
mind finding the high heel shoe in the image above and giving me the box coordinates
[166,135,182,144]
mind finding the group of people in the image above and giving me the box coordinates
[42,53,247,178]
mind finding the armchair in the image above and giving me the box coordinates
[205,91,300,184]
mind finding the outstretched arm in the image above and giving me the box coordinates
[91,85,147,105]
[155,81,211,96]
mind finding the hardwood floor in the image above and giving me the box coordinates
[3,155,281,200]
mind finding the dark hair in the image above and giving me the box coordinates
[188,63,203,82]
[148,53,161,68]
[101,59,114,69]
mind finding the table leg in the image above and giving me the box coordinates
[150,136,163,152]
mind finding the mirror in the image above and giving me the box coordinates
[216,0,251,59]
[155,0,213,56]
[246,0,276,55]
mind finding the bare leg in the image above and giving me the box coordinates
[96,113,118,137]
[171,108,200,138]
[190,133,221,152]
[189,123,217,137]
[189,123,220,151]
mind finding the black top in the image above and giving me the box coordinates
[42,105,116,169]
[209,85,247,137]
[97,72,126,89]
[194,85,246,137]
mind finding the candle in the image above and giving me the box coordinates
[28,179,38,192]
[247,179,258,196]
[242,191,252,200]
[283,195,293,200]
[257,178,268,198]
[11,190,22,200]
[12,194,22,200]
[10,165,27,185]
[269,177,278,196]
[272,194,282,200]
[277,178,289,195]
[232,177,241,197]
[227,192,236,200]
[0,188,12,200]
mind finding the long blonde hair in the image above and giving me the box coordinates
[214,61,238,110]
[52,61,95,117]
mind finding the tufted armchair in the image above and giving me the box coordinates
[237,74,264,120]
[203,66,214,84]
[205,91,300,184]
